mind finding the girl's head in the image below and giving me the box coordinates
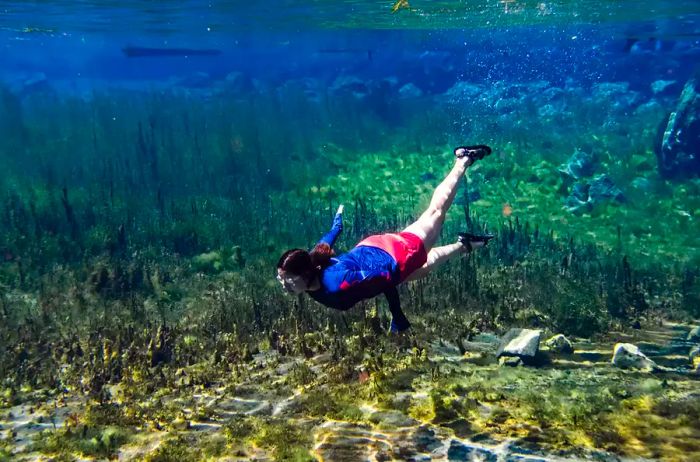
[276,243,334,294]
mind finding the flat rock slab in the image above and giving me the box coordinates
[497,329,542,359]
[368,410,418,428]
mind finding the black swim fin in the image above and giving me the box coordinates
[458,232,495,249]
[454,145,492,162]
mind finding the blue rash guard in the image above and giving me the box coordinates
[307,212,411,332]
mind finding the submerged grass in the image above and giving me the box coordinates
[224,416,315,461]
[30,425,130,460]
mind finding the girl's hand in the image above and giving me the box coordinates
[337,204,344,214]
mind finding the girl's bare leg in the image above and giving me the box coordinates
[403,156,472,251]
[403,243,465,282]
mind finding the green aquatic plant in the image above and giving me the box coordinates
[0,436,11,462]
[224,416,314,461]
[30,425,130,459]
[249,417,315,461]
[296,387,364,422]
[286,361,316,388]
[142,435,200,462]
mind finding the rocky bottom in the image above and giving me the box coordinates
[1,322,699,462]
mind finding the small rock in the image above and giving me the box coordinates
[537,104,558,118]
[545,334,574,354]
[611,343,657,371]
[631,177,652,191]
[413,425,443,453]
[690,346,700,372]
[687,326,700,342]
[498,356,523,367]
[398,83,423,98]
[171,416,190,431]
[588,174,625,202]
[368,410,417,428]
[447,439,498,462]
[559,149,597,180]
[496,329,541,361]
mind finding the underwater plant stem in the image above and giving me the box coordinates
[60,187,79,240]
[462,175,472,231]
[0,292,7,319]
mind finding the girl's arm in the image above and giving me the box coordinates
[316,204,344,249]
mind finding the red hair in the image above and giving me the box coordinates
[277,243,334,284]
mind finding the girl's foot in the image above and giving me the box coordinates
[454,145,492,164]
[457,232,495,251]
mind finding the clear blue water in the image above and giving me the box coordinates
[2,1,699,89]
[2,3,700,461]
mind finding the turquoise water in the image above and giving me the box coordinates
[1,2,700,461]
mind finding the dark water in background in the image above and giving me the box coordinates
[2,1,700,90]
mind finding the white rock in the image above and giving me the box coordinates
[687,326,700,342]
[497,328,541,359]
[611,343,656,371]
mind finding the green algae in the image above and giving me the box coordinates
[142,435,200,462]
[30,425,130,460]
[296,387,365,422]
[224,416,314,461]
[287,362,316,388]
[0,437,11,462]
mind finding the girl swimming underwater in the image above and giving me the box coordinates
[276,145,494,333]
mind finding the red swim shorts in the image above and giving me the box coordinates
[356,232,428,282]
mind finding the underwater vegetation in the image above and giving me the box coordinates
[0,64,699,461]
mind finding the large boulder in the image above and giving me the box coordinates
[496,329,541,364]
[656,75,700,179]
[611,343,657,371]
